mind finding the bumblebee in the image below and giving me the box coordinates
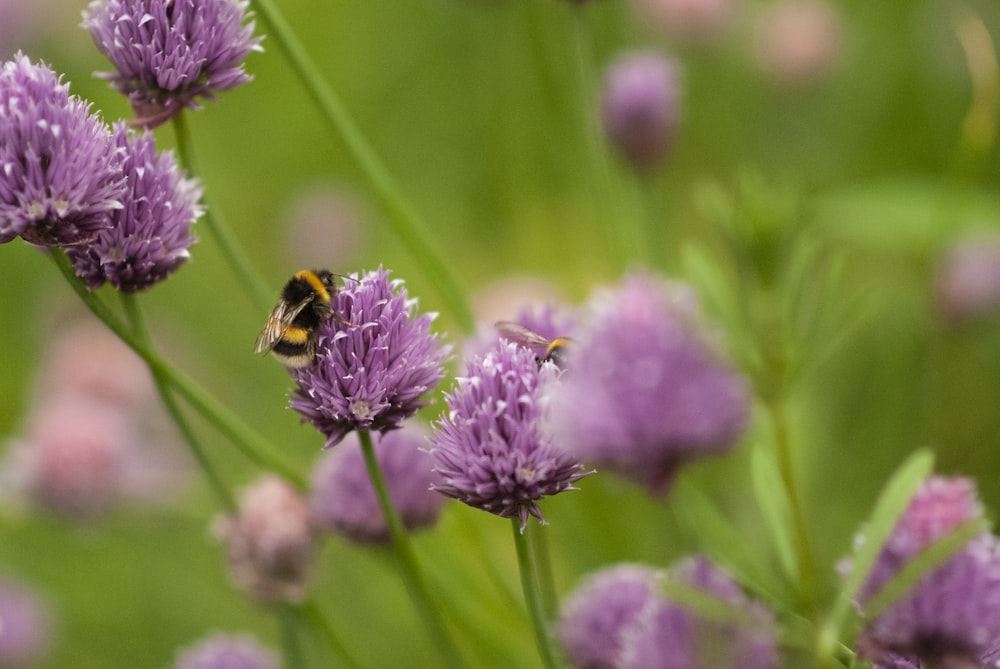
[254,269,351,368]
[494,321,573,369]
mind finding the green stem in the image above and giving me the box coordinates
[512,519,562,669]
[356,430,465,669]
[528,521,558,621]
[278,603,305,669]
[120,293,237,512]
[50,250,305,488]
[249,0,474,333]
[172,112,272,314]
[299,599,363,669]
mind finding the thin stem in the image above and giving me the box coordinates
[249,0,474,333]
[50,250,305,488]
[299,599,363,669]
[512,519,561,669]
[120,292,237,512]
[278,603,305,669]
[527,521,558,621]
[356,430,465,669]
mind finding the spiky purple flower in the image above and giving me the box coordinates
[290,268,450,449]
[67,123,201,292]
[429,341,592,531]
[546,273,750,493]
[310,425,445,543]
[0,53,126,246]
[174,633,279,669]
[82,0,261,129]
[601,51,681,171]
[849,476,1000,669]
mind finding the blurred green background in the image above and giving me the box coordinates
[1,0,999,666]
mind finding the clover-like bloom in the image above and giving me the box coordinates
[601,51,680,171]
[429,341,592,530]
[848,476,1000,669]
[174,633,279,669]
[82,0,261,129]
[547,273,750,493]
[310,425,445,543]
[290,268,450,449]
[214,475,316,602]
[619,557,779,669]
[68,123,201,292]
[0,53,126,246]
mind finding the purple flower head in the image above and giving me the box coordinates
[0,53,126,246]
[68,122,201,292]
[82,0,262,129]
[557,564,664,669]
[310,425,445,543]
[290,267,450,449]
[619,557,779,669]
[429,340,592,531]
[174,633,279,669]
[0,577,52,668]
[874,656,924,669]
[601,51,681,172]
[935,235,1000,324]
[214,475,316,602]
[546,273,750,494]
[848,476,1000,668]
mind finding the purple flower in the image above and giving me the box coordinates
[214,475,316,602]
[290,267,450,449]
[557,564,664,669]
[0,53,126,246]
[82,0,262,129]
[310,425,445,543]
[934,235,1000,324]
[67,123,201,292]
[546,273,750,493]
[601,51,680,172]
[0,577,52,668]
[429,340,592,531]
[174,633,279,669]
[619,557,779,669]
[849,476,1000,668]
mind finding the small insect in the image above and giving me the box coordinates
[254,269,353,368]
[494,321,573,368]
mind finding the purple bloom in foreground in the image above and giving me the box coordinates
[311,425,445,543]
[0,53,126,246]
[0,577,52,668]
[601,51,681,172]
[557,564,663,669]
[174,633,278,669]
[848,476,1000,669]
[83,0,261,129]
[290,267,449,449]
[547,273,750,493]
[68,123,201,292]
[429,341,592,531]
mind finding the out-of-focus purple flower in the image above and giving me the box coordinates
[290,267,450,450]
[630,0,737,42]
[429,341,592,531]
[557,564,663,669]
[546,273,750,494]
[0,53,126,247]
[754,0,842,83]
[215,475,316,602]
[0,577,52,668]
[873,656,924,669]
[174,633,279,669]
[848,476,1000,668]
[619,557,779,669]
[935,236,1000,324]
[82,0,262,129]
[68,123,201,292]
[310,425,445,543]
[601,52,681,172]
[284,184,365,270]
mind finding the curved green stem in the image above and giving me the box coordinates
[120,292,238,512]
[356,430,465,669]
[50,250,305,488]
[249,0,473,332]
[527,521,558,621]
[512,519,562,669]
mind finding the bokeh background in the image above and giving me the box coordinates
[0,0,998,666]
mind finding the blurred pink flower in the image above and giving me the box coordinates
[0,577,53,668]
[754,0,842,83]
[935,235,1000,324]
[283,184,365,270]
[631,0,739,42]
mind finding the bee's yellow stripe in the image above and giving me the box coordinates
[296,270,331,302]
[282,326,311,344]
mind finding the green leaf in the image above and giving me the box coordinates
[750,447,800,588]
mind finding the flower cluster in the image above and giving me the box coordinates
[173,633,279,669]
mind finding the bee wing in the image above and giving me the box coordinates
[494,320,552,348]
[253,298,313,354]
